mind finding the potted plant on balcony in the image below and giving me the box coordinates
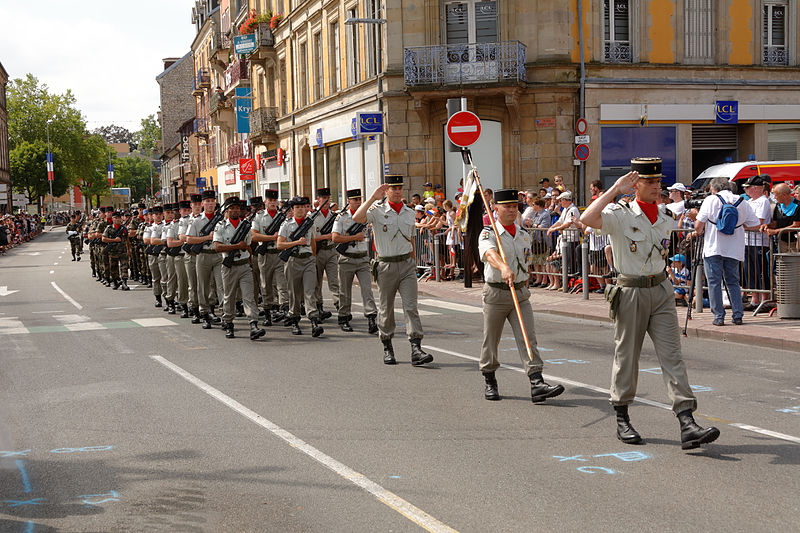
[269,13,283,30]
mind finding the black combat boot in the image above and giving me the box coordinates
[614,405,643,445]
[366,314,378,335]
[168,299,177,314]
[300,302,306,316]
[209,306,221,324]
[271,305,286,323]
[180,304,189,318]
[338,315,353,332]
[290,318,302,335]
[261,310,272,327]
[677,410,720,450]
[382,339,396,365]
[249,321,266,340]
[76,255,81,261]
[91,268,96,277]
[410,339,433,366]
[154,295,163,308]
[103,277,111,287]
[317,304,332,321]
[202,314,213,330]
[112,280,120,290]
[529,372,565,403]
[146,277,153,288]
[224,322,235,339]
[235,301,244,317]
[484,372,501,401]
[71,255,76,261]
[120,280,130,291]
[191,309,203,324]
[311,318,324,338]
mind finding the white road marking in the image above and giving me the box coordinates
[31,310,63,314]
[49,270,54,274]
[151,355,459,533]
[424,345,800,446]
[50,282,83,310]
[53,262,58,265]
[65,322,105,332]
[351,301,438,316]
[0,317,27,335]
[53,314,92,324]
[417,299,481,313]
[132,318,178,327]
[104,307,128,310]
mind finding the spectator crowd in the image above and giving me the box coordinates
[0,213,45,254]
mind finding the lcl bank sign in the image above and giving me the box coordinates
[715,101,738,124]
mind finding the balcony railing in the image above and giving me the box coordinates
[256,23,274,48]
[196,68,211,88]
[404,41,526,87]
[193,117,210,137]
[224,59,250,92]
[763,45,788,66]
[209,92,230,115]
[250,107,278,138]
[604,41,632,63]
[227,140,250,166]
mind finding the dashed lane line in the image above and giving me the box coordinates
[151,355,460,533]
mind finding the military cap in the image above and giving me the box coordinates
[165,203,176,211]
[346,188,362,199]
[201,190,216,200]
[494,188,519,204]
[150,205,163,214]
[264,189,279,199]
[227,196,241,205]
[190,194,202,202]
[178,200,191,209]
[112,211,123,217]
[288,196,310,207]
[385,175,403,186]
[631,157,664,178]
[249,196,263,206]
[316,187,331,197]
[99,207,107,213]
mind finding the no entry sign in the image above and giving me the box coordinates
[446,111,482,148]
[575,144,590,161]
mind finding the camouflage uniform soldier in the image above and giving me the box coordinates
[94,207,111,286]
[137,210,152,287]
[84,212,97,276]
[100,206,114,286]
[66,213,82,261]
[126,205,144,281]
[101,211,131,291]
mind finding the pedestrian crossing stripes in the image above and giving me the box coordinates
[0,317,179,336]
[417,299,482,313]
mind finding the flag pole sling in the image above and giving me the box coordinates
[464,152,534,362]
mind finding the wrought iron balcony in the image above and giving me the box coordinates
[196,68,211,88]
[223,59,250,93]
[193,117,210,137]
[763,45,788,66]
[604,41,632,63]
[227,140,250,166]
[249,107,278,140]
[209,92,231,115]
[404,41,526,87]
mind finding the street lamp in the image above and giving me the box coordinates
[46,119,53,219]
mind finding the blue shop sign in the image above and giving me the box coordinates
[715,101,738,124]
[234,34,257,55]
[357,112,383,135]
[316,128,323,147]
[351,118,358,140]
[235,87,252,134]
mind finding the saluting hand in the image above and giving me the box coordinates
[613,171,640,195]
[373,183,391,200]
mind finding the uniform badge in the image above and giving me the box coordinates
[630,241,637,253]
[523,247,531,264]
[383,224,388,232]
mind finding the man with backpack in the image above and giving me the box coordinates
[694,177,761,326]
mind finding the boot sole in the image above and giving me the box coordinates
[250,330,266,340]
[617,433,644,445]
[530,384,565,403]
[384,359,397,365]
[411,355,434,366]
[312,328,324,338]
[485,395,501,401]
[681,427,720,450]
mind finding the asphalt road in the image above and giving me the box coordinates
[0,229,798,532]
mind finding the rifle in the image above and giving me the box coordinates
[278,199,329,262]
[104,225,127,252]
[318,206,342,237]
[185,200,234,254]
[254,204,292,255]
[166,221,184,256]
[335,220,367,255]
[221,212,256,268]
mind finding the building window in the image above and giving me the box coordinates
[763,2,789,65]
[444,1,498,44]
[685,0,713,63]
[604,0,632,63]
[346,8,360,86]
[267,66,276,107]
[313,32,324,100]
[279,58,288,115]
[330,21,341,93]
[364,0,380,77]
[297,41,308,107]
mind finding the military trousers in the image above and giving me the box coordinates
[184,254,198,307]
[196,252,223,314]
[69,238,81,257]
[375,257,423,341]
[139,246,150,276]
[337,255,376,319]
[147,254,163,297]
[108,251,129,282]
[89,243,97,271]
[257,251,288,308]
[171,254,188,304]
[250,256,261,304]
[102,249,112,278]
[221,261,259,323]
[286,255,320,320]
[480,284,543,376]
[610,279,697,415]
[157,253,171,299]
[315,246,339,308]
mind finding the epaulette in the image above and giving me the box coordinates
[606,202,624,211]
[660,203,676,219]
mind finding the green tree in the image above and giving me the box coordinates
[92,124,134,144]
[133,114,161,158]
[73,136,112,209]
[113,154,153,202]
[9,140,68,208]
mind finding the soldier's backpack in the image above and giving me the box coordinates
[713,194,743,235]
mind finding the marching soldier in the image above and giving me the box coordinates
[252,189,289,326]
[126,205,143,282]
[167,201,191,316]
[580,157,720,449]
[477,188,564,402]
[99,207,114,286]
[66,213,82,261]
[84,211,96,276]
[142,205,165,307]
[213,198,266,340]
[101,210,131,291]
[331,188,378,334]
[158,204,177,313]
[247,197,264,316]
[186,190,224,329]
[183,194,203,322]
[277,196,324,337]
[352,176,433,366]
[139,209,153,287]
[313,188,339,320]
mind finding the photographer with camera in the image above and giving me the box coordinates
[693,177,761,326]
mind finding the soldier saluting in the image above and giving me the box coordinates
[580,158,720,449]
[352,175,433,366]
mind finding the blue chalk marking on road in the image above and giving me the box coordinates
[577,466,616,475]
[545,358,590,365]
[79,490,119,506]
[389,475,402,479]
[640,367,663,375]
[25,521,34,533]
[0,450,31,458]
[50,445,114,454]
[15,460,33,493]
[3,498,44,507]
[594,451,650,462]
[690,385,713,392]
[553,455,587,462]
[776,406,800,414]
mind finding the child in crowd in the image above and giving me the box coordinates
[422,182,435,202]
[668,254,690,306]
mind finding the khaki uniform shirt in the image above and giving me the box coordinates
[186,213,216,250]
[600,200,674,276]
[143,221,164,242]
[279,217,317,255]
[213,219,252,260]
[165,219,181,241]
[478,223,532,283]
[252,209,280,251]
[365,201,414,257]
[332,209,368,254]
[176,215,192,240]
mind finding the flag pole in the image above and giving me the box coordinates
[463,150,534,362]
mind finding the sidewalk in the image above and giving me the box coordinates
[418,278,800,352]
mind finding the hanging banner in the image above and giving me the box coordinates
[46,152,54,181]
[235,87,252,134]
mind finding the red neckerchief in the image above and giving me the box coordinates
[205,212,214,219]
[294,217,305,225]
[113,224,120,229]
[138,216,144,221]
[321,209,329,217]
[636,200,658,224]
[267,209,277,218]
[350,208,357,216]
[230,218,240,229]
[502,223,516,237]
[106,218,112,224]
[388,201,403,214]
